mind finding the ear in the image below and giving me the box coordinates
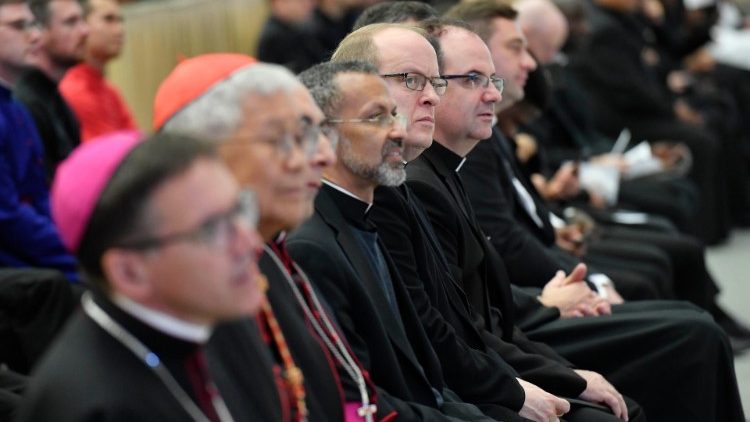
[100,249,153,301]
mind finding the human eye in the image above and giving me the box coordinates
[405,73,425,90]
[194,214,229,246]
[467,73,486,88]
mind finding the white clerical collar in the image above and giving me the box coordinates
[322,179,373,213]
[455,157,467,173]
[111,294,212,343]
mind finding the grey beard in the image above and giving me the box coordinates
[340,138,406,187]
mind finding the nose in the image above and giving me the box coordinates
[26,24,42,44]
[484,82,502,104]
[285,140,307,171]
[523,49,538,71]
[78,19,90,38]
[421,81,441,107]
[310,130,336,169]
[390,118,408,142]
[230,217,263,259]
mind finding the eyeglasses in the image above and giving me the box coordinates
[326,112,407,130]
[0,19,41,32]
[117,190,259,251]
[441,73,504,94]
[227,116,321,159]
[381,73,448,96]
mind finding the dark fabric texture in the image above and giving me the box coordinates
[288,185,494,421]
[13,68,80,181]
[0,267,76,373]
[0,85,78,281]
[408,141,744,421]
[17,293,268,421]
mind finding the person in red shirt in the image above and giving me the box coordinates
[60,0,136,142]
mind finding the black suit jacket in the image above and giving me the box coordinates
[14,68,80,180]
[462,128,580,288]
[569,5,674,136]
[407,143,586,399]
[288,186,491,421]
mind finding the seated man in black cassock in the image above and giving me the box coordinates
[289,59,496,421]
[17,132,268,420]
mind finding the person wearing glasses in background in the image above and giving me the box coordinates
[289,59,497,421]
[155,54,383,421]
[17,131,267,421]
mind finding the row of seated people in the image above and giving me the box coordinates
[260,0,750,246]
[0,0,747,421]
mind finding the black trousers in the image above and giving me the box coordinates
[628,119,731,244]
[526,301,744,422]
[0,368,25,421]
[0,268,77,374]
[599,226,719,309]
[562,397,644,422]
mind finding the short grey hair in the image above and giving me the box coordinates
[162,63,302,141]
[297,60,379,117]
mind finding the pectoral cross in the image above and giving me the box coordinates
[358,403,377,422]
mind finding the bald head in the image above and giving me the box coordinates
[516,0,568,64]
[333,24,442,161]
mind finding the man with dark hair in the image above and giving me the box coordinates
[17,132,268,421]
[353,1,438,30]
[15,0,88,178]
[291,59,495,421]
[60,0,136,142]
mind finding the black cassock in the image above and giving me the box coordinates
[17,292,275,421]
[407,141,743,422]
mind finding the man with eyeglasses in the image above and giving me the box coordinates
[329,22,557,421]
[17,131,267,421]
[14,0,88,179]
[403,13,745,422]
[329,18,637,422]
[399,19,649,422]
[448,2,744,420]
[155,54,384,421]
[290,59,495,421]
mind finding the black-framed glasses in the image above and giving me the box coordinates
[381,73,448,96]
[117,190,259,251]
[441,73,504,94]
[0,19,41,32]
[326,112,407,130]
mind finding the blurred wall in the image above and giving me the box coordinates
[107,0,268,130]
